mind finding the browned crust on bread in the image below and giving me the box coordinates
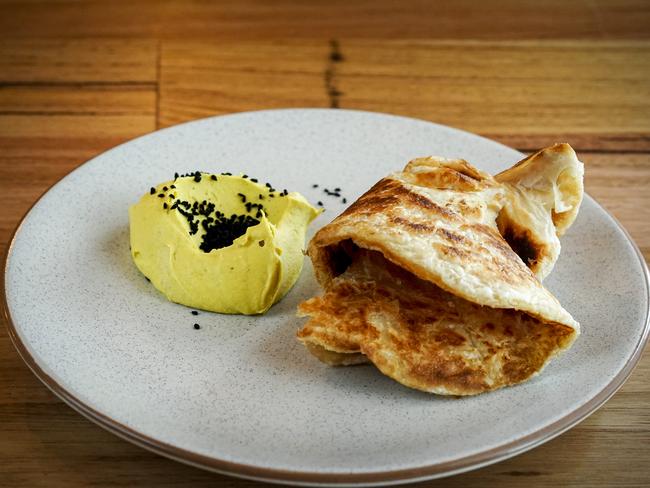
[298,153,579,395]
[298,251,575,395]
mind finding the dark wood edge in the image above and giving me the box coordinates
[2,110,649,486]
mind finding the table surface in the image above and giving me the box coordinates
[1,1,649,487]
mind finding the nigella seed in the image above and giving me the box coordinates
[150,187,155,194]
[251,178,258,183]
[211,175,217,181]
[312,184,318,188]
[193,323,201,330]
[170,184,176,189]
[334,187,341,191]
[191,310,199,315]
[158,193,165,198]
[242,174,248,179]
[342,198,347,203]
[163,186,168,191]
[265,182,272,188]
[174,172,179,179]
[163,203,168,209]
[317,201,323,206]
[170,194,175,199]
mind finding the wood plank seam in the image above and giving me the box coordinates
[156,40,161,129]
[0,81,157,88]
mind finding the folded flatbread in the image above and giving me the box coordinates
[297,144,583,395]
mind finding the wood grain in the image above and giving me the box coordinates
[0,40,158,83]
[159,40,329,126]
[0,41,157,255]
[1,2,650,487]
[1,0,650,40]
[160,40,650,151]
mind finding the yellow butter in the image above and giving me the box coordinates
[129,173,320,314]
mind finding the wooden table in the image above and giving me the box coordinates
[1,1,649,487]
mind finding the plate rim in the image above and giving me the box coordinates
[3,108,649,487]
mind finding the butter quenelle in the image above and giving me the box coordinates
[129,171,320,314]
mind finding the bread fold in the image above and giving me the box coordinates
[297,145,583,395]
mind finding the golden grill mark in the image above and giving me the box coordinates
[436,243,470,260]
[436,227,467,244]
[340,179,400,216]
[390,216,436,233]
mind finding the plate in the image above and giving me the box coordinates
[3,109,649,486]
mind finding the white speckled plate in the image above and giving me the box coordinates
[3,109,649,487]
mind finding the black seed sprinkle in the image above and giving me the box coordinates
[258,194,264,199]
[265,182,272,188]
[158,193,165,198]
[174,172,179,179]
[163,203,168,209]
[145,276,150,282]
[312,184,318,188]
[259,240,265,247]
[242,174,248,179]
[342,198,347,203]
[251,178,258,183]
[191,310,199,315]
[334,187,341,191]
[150,187,155,194]
[211,175,217,181]
[169,194,175,199]
[193,323,201,330]
[317,201,323,206]
[163,186,168,191]
[170,184,176,189]
[193,171,202,182]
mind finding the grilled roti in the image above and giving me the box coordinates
[297,146,582,395]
